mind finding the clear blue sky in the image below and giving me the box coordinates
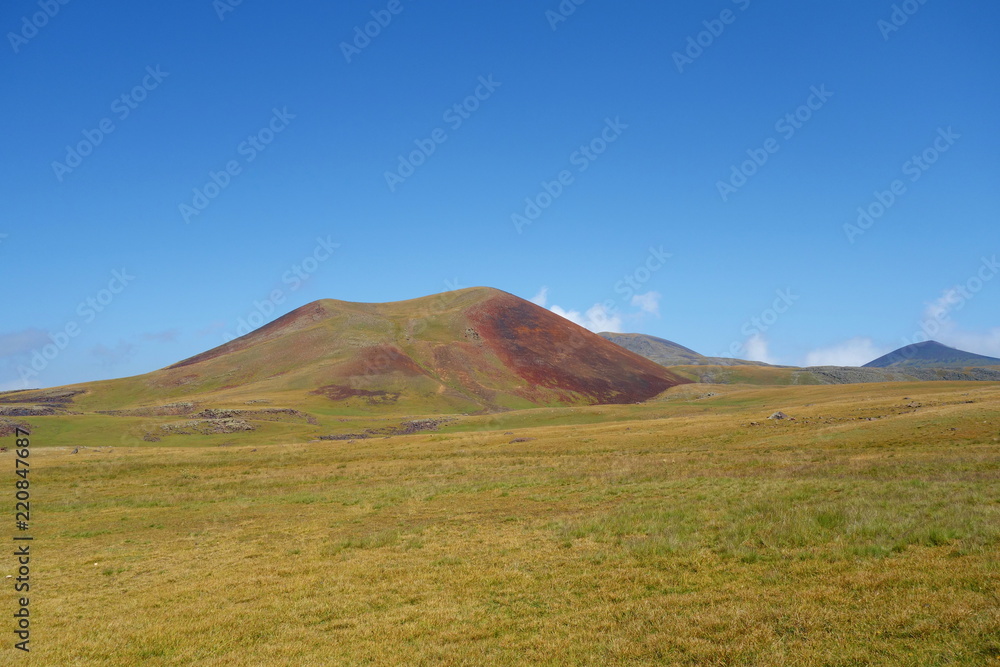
[2,0,998,389]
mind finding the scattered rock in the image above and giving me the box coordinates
[0,419,31,438]
[510,438,533,444]
[768,411,790,420]
[0,406,56,417]
[159,418,255,435]
[194,408,318,425]
[98,402,197,417]
[320,418,455,441]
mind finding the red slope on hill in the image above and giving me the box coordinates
[12,288,689,413]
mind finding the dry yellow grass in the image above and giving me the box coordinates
[6,382,1000,665]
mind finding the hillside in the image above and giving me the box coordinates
[864,340,1000,369]
[599,332,770,367]
[669,363,1000,386]
[0,288,688,422]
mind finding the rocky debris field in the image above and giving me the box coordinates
[0,418,31,437]
[157,418,256,436]
[320,418,455,441]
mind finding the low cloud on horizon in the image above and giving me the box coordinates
[803,337,889,367]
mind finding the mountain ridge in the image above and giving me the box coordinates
[599,332,772,367]
[864,340,1000,369]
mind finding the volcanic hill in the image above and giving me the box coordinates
[864,341,1000,369]
[9,287,688,415]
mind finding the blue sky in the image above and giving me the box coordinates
[2,0,998,389]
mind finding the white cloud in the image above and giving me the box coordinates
[549,303,624,333]
[630,291,661,316]
[923,289,962,324]
[548,304,582,326]
[804,337,889,367]
[530,287,548,308]
[742,333,777,364]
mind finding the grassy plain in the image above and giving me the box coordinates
[7,381,1000,665]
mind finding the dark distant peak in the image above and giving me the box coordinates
[863,340,1000,369]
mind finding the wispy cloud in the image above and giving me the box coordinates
[743,333,776,364]
[934,328,1000,358]
[630,291,661,316]
[90,341,136,367]
[141,329,180,343]
[549,303,624,333]
[0,329,50,359]
[195,321,226,338]
[530,287,654,333]
[915,287,1000,357]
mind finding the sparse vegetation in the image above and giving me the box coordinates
[10,381,1000,664]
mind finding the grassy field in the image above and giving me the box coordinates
[7,381,1000,665]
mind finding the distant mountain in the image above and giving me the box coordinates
[863,341,1000,369]
[1,288,689,415]
[669,363,1000,385]
[599,332,771,367]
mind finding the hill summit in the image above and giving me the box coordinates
[30,287,688,414]
[863,340,1000,369]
